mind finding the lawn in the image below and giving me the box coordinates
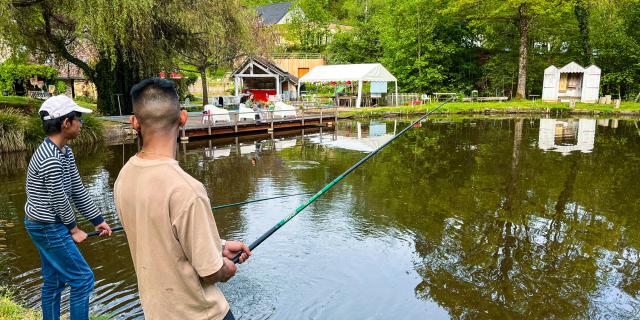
[0,96,98,113]
[339,100,640,117]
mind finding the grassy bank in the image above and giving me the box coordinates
[0,96,103,152]
[339,100,640,118]
[0,289,111,319]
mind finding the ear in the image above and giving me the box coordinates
[179,110,188,127]
[130,115,141,131]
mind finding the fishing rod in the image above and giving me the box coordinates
[231,98,453,263]
[86,192,312,237]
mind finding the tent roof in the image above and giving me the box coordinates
[299,63,397,83]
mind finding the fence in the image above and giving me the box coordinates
[271,52,323,60]
[386,93,423,106]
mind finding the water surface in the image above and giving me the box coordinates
[1,117,639,319]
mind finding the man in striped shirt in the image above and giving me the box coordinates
[23,95,112,320]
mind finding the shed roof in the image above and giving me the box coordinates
[232,56,298,84]
[256,2,292,25]
[559,62,585,73]
[298,63,397,83]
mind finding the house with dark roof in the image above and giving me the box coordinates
[256,2,302,25]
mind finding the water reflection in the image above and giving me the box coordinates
[539,118,596,154]
[1,117,640,319]
[309,121,395,153]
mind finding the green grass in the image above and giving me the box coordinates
[339,100,640,118]
[0,108,104,152]
[0,96,42,113]
[0,96,98,114]
[0,288,112,319]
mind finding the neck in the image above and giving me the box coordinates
[48,134,68,150]
[138,130,178,160]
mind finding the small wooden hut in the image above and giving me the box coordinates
[542,62,601,103]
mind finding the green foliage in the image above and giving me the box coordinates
[0,289,40,320]
[0,109,26,152]
[55,81,67,95]
[174,74,198,102]
[0,63,58,95]
[0,96,42,113]
[74,96,98,110]
[0,107,103,152]
[321,0,640,99]
[0,286,111,319]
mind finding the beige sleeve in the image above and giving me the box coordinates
[172,196,224,278]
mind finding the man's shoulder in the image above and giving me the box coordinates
[116,157,206,194]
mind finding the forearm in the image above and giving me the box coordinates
[202,259,234,284]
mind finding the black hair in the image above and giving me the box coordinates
[40,111,81,135]
[130,77,178,103]
[240,95,248,104]
[130,77,181,131]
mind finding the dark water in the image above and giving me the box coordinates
[1,117,640,319]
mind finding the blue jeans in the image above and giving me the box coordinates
[24,217,94,320]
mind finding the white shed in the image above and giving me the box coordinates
[542,62,601,103]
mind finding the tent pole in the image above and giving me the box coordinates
[395,81,398,106]
[356,80,363,108]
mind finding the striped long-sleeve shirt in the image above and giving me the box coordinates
[24,138,104,230]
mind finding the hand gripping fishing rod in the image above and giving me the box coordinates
[86,192,311,237]
[232,98,453,263]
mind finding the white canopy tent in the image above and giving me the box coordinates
[298,63,398,108]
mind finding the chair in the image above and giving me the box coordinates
[202,104,231,124]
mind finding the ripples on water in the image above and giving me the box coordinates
[1,117,639,319]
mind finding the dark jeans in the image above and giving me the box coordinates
[224,310,236,320]
[24,217,94,320]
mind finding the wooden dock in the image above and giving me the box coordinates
[180,108,342,140]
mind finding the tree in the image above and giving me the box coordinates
[0,0,257,114]
[173,1,259,106]
[446,0,573,99]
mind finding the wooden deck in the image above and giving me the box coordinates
[102,107,344,140]
[180,109,342,140]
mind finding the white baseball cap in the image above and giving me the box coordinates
[39,95,93,120]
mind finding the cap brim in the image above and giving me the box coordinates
[72,105,93,114]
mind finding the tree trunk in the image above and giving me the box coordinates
[93,51,145,115]
[516,4,530,99]
[200,66,208,106]
[574,0,593,65]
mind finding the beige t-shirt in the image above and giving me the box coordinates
[114,155,229,320]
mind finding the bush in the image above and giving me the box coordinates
[0,108,104,152]
[0,63,58,95]
[0,109,27,152]
[55,81,67,94]
[0,287,40,320]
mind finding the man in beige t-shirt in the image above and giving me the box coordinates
[114,78,250,320]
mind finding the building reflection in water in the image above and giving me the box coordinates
[538,118,596,155]
[310,121,396,153]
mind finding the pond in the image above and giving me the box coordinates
[1,117,639,319]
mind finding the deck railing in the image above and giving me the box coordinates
[185,106,340,139]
